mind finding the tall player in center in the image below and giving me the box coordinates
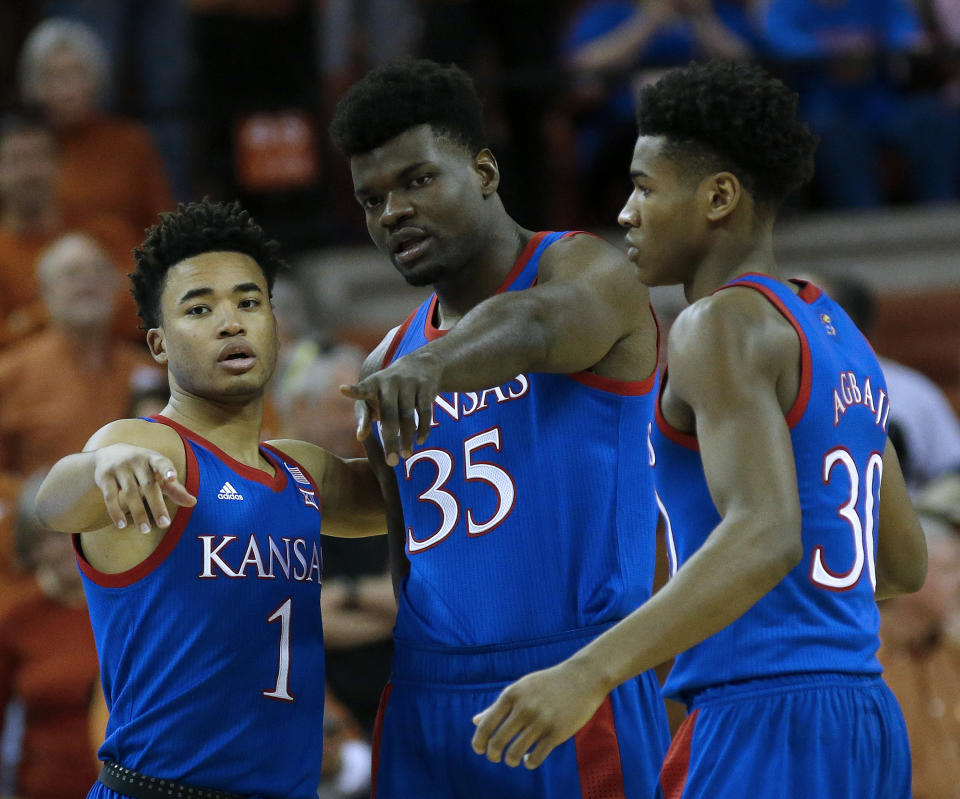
[330,59,669,797]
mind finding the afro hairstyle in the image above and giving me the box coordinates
[130,198,286,330]
[329,58,488,157]
[635,60,817,207]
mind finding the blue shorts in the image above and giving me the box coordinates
[372,625,670,799]
[660,673,911,799]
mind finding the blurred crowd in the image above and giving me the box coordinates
[0,1,958,797]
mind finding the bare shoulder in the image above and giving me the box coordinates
[538,231,636,282]
[668,288,797,394]
[671,288,794,356]
[84,418,184,459]
[361,325,404,379]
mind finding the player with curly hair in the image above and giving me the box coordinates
[34,199,388,799]
[472,60,927,798]
[331,58,669,797]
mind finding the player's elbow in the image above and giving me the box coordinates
[878,549,928,597]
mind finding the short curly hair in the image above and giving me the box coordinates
[131,199,287,329]
[635,61,817,207]
[329,58,488,157]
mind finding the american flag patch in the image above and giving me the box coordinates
[284,463,311,485]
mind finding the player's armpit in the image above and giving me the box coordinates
[269,438,387,538]
[875,438,927,599]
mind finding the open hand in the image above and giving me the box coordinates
[94,444,196,533]
[471,661,609,769]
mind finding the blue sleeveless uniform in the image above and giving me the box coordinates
[372,231,669,798]
[651,275,910,798]
[77,416,326,799]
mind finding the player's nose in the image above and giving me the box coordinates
[380,191,414,228]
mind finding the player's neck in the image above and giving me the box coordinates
[433,209,530,328]
[685,226,777,302]
[160,393,268,470]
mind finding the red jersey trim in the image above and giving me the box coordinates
[574,695,626,799]
[723,280,813,428]
[792,278,822,303]
[423,293,444,341]
[370,682,393,799]
[74,437,199,588]
[421,230,588,340]
[567,302,661,396]
[494,230,551,295]
[259,442,323,512]
[655,367,700,452]
[382,310,418,367]
[660,708,699,799]
[151,414,288,491]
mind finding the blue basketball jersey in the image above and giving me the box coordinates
[77,415,326,797]
[651,274,889,702]
[380,231,660,647]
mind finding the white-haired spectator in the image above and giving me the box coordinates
[18,17,175,233]
[0,232,161,481]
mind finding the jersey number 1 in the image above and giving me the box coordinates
[810,449,882,592]
[262,598,294,702]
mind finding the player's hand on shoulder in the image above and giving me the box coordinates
[341,326,438,467]
[85,419,195,533]
[471,659,608,770]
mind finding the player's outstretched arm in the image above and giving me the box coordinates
[342,234,654,465]
[875,438,927,600]
[471,290,804,768]
[35,418,194,534]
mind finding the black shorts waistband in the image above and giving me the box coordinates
[98,761,245,799]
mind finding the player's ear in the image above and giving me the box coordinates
[474,149,500,197]
[704,172,742,222]
[146,328,167,365]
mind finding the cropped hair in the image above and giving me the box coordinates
[635,60,817,207]
[18,17,111,104]
[131,199,287,329]
[329,58,488,157]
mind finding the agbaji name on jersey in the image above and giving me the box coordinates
[832,370,890,431]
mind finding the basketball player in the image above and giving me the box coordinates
[471,61,928,798]
[329,59,669,797]
[34,200,387,798]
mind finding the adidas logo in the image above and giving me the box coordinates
[217,481,244,501]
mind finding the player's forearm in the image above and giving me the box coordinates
[418,291,611,391]
[35,452,106,533]
[569,516,801,694]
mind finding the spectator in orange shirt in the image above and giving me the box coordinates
[0,232,163,481]
[0,469,100,799]
[18,17,175,235]
[0,111,143,346]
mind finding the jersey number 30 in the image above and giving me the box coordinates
[810,449,882,592]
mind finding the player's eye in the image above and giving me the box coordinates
[361,195,382,210]
[239,297,261,309]
[410,174,433,189]
[185,305,209,316]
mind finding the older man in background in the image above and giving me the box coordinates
[0,232,162,482]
